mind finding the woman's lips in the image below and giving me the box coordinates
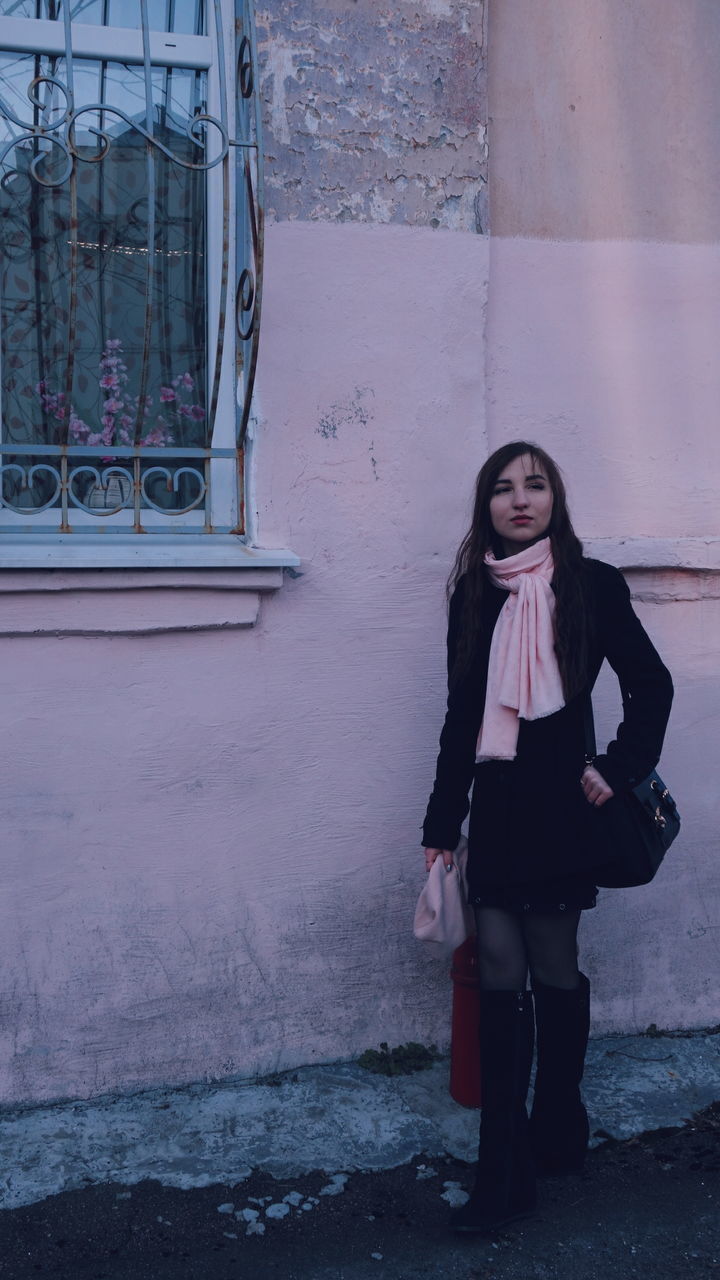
[511,516,532,524]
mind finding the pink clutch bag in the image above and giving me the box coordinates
[413,837,474,950]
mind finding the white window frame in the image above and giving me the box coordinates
[0,3,297,571]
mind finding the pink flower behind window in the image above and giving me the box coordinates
[142,426,172,447]
[32,339,206,450]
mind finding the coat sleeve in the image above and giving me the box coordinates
[421,577,485,851]
[591,562,674,793]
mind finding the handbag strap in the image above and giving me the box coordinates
[583,679,632,766]
[582,690,597,764]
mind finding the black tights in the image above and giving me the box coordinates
[474,906,582,991]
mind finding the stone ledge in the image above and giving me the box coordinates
[583,537,720,572]
[582,538,720,601]
[0,567,289,636]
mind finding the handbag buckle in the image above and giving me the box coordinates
[654,806,667,829]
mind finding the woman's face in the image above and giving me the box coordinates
[489,453,554,557]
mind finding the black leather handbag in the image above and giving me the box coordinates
[583,695,681,889]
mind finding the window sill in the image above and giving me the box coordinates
[0,534,300,571]
[0,538,301,635]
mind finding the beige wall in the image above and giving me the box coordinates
[489,0,720,242]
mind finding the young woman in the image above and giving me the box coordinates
[422,441,673,1235]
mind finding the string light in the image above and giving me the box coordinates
[70,240,202,257]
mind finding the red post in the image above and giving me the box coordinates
[449,934,481,1108]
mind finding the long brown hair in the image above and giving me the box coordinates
[448,441,591,699]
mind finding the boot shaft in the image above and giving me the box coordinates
[532,972,590,1088]
[478,988,535,1093]
[477,989,535,1173]
[455,988,537,1233]
[530,973,591,1175]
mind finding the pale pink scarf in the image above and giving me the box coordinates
[475,538,565,762]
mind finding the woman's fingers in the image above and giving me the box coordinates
[424,847,455,872]
[424,847,441,871]
[581,765,614,808]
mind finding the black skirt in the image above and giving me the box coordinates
[471,871,598,915]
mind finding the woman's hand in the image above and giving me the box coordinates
[581,765,614,808]
[424,847,455,872]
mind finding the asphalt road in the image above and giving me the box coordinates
[2,1103,718,1280]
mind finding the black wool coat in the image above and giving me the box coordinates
[422,559,674,897]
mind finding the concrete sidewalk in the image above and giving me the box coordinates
[1,1028,718,1212]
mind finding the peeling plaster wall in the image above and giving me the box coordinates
[258,0,488,231]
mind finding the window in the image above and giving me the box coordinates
[0,0,264,560]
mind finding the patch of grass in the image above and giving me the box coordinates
[357,1042,443,1076]
[641,1022,720,1039]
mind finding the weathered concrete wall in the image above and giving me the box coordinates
[258,0,488,231]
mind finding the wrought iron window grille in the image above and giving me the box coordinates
[0,0,262,539]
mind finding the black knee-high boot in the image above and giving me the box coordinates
[452,989,536,1235]
[529,972,591,1176]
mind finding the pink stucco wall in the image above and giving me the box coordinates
[486,237,720,537]
[488,0,720,243]
[483,236,720,1031]
[486,0,720,1032]
[1,0,718,1108]
[0,223,489,1103]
